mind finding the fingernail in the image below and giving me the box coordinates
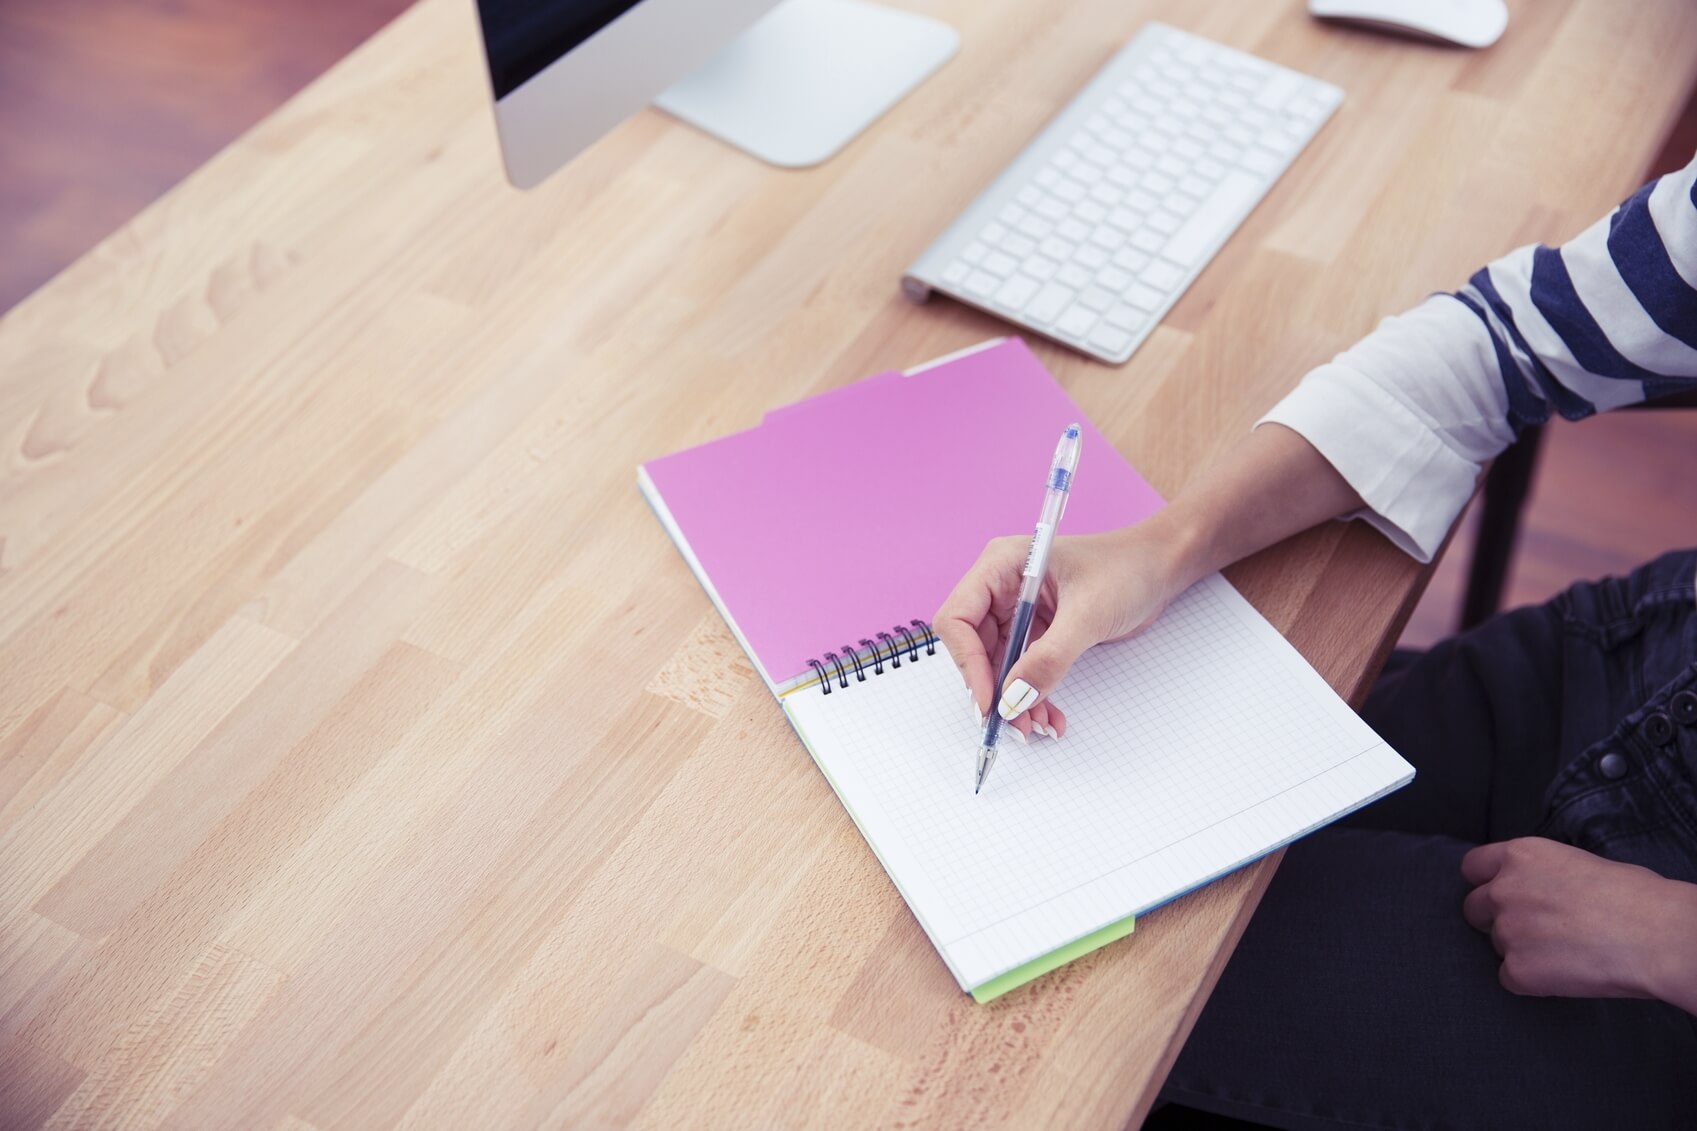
[998,679,1038,720]
[1009,725,1028,745]
[1038,723,1057,739]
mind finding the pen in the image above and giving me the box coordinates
[977,423,1082,794]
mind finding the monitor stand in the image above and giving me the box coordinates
[655,0,958,169]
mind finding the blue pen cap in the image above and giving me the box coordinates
[1048,422,1082,492]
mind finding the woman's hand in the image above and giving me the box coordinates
[931,421,1367,739]
[1461,837,1697,1008]
[933,520,1200,738]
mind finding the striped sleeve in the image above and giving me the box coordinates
[1259,151,1697,562]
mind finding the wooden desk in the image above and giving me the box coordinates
[2,1,1692,1126]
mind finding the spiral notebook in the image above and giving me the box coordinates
[639,338,1412,1000]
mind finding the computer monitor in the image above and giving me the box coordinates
[473,0,958,188]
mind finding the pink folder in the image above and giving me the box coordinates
[641,339,1166,686]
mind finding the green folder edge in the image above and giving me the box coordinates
[787,706,1135,1004]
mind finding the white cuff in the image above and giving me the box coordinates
[1257,365,1482,563]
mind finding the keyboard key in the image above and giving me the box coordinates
[1036,197,1069,221]
[1164,169,1261,266]
[984,251,1018,276]
[1156,154,1186,177]
[1126,283,1164,311]
[1254,70,1301,111]
[1057,218,1091,242]
[1054,179,1088,203]
[1164,192,1198,216]
[1195,158,1226,180]
[965,270,998,297]
[1141,171,1176,195]
[1035,167,1061,189]
[1027,282,1075,324]
[1172,138,1204,160]
[1054,149,1079,170]
[1130,229,1164,253]
[1090,182,1120,205]
[1002,234,1037,258]
[1127,189,1158,212]
[1242,148,1279,176]
[1025,256,1060,280]
[1141,259,1185,290]
[1056,304,1100,338]
[1287,96,1325,123]
[1039,236,1076,261]
[994,274,1041,311]
[1089,324,1133,356]
[982,222,1009,245]
[998,203,1028,226]
[962,241,988,265]
[1106,303,1147,331]
[1108,207,1143,231]
[1075,200,1108,224]
[943,262,969,285]
[1057,263,1092,288]
[1097,264,1133,291]
[1107,164,1140,189]
[1179,175,1212,198]
[1018,214,1053,240]
[1079,286,1113,312]
[1090,225,1126,250]
[1075,244,1110,269]
[1016,185,1044,207]
[1112,246,1151,273]
[1074,162,1103,185]
[1209,141,1242,164]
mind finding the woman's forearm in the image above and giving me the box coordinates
[1142,422,1364,589]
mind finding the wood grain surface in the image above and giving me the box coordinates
[2,0,1694,1127]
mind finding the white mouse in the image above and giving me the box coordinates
[1308,0,1508,48]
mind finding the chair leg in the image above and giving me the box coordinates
[1460,425,1545,630]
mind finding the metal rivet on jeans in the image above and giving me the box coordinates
[1598,752,1628,780]
[1642,712,1676,746]
[1673,690,1697,726]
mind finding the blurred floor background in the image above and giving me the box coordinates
[2,0,1692,649]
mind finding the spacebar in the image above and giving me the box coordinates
[1163,171,1264,267]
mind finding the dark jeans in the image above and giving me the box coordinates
[1156,549,1697,1131]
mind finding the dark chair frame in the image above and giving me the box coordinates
[1460,391,1697,630]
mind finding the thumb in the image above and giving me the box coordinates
[997,606,1100,721]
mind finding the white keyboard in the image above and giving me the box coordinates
[902,24,1342,365]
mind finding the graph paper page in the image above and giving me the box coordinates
[783,573,1413,991]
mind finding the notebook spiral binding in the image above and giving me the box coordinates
[806,619,937,695]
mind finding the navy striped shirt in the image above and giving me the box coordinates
[1261,151,1697,563]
